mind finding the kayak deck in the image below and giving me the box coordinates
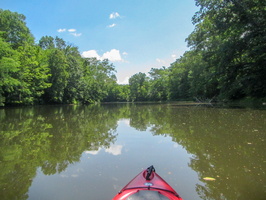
[112,166,183,200]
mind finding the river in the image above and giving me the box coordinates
[0,103,265,200]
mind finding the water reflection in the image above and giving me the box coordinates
[0,105,118,199]
[85,144,123,156]
[149,106,266,200]
[0,104,265,200]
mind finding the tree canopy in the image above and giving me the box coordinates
[0,9,118,106]
[0,1,265,106]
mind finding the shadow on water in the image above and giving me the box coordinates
[0,103,265,199]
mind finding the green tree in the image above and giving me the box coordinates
[129,72,149,101]
[10,44,51,105]
[168,54,191,100]
[0,38,20,106]
[38,36,55,50]
[79,58,117,103]
[44,49,69,103]
[63,45,83,103]
[187,0,266,100]
[38,36,67,50]
[117,84,131,102]
[148,67,169,101]
[0,9,50,106]
[39,36,85,104]
[0,9,34,49]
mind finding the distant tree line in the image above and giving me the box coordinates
[0,0,265,106]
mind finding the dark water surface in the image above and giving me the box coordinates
[0,103,265,200]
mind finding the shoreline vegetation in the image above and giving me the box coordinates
[0,0,265,107]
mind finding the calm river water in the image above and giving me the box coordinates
[0,103,265,200]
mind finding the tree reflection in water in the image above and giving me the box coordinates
[0,103,265,200]
[0,105,118,199]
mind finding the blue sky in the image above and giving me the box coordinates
[2,0,198,84]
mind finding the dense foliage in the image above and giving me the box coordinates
[0,0,265,106]
[132,0,265,102]
[184,0,266,100]
[0,9,119,106]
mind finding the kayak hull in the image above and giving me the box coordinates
[113,166,183,200]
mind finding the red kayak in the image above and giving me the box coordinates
[113,166,183,200]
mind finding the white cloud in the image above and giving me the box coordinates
[102,49,122,62]
[171,54,177,59]
[82,49,124,62]
[156,58,166,64]
[122,52,128,56]
[84,144,123,156]
[118,119,130,126]
[117,76,129,84]
[57,28,66,32]
[173,143,179,148]
[84,150,100,155]
[124,119,130,126]
[109,12,120,19]
[107,23,116,28]
[81,50,101,60]
[105,145,123,156]
[70,32,82,37]
[68,29,76,32]
[57,28,81,37]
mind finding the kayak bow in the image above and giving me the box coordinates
[112,166,183,200]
